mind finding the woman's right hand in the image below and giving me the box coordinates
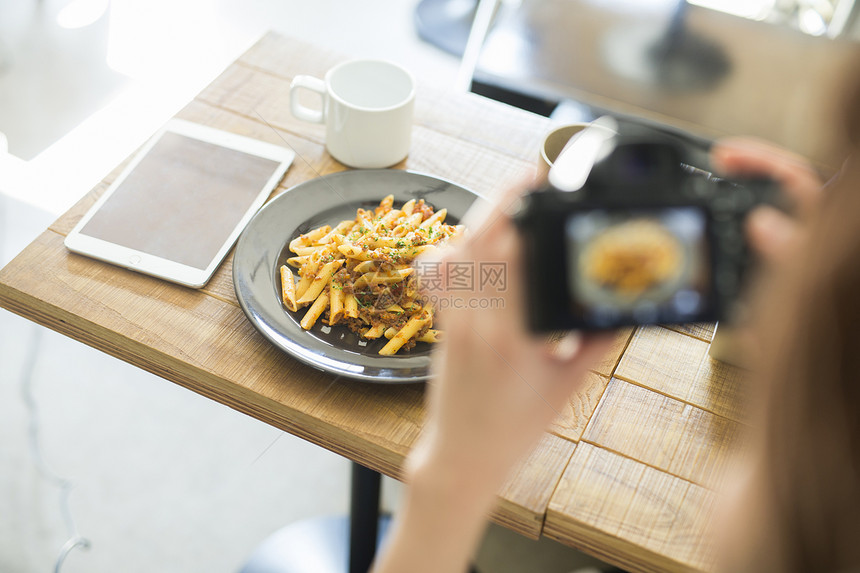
[710,137,825,263]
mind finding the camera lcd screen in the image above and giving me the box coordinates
[565,207,711,327]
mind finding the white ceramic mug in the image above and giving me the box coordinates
[289,59,415,169]
[539,123,590,175]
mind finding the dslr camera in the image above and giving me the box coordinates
[514,116,780,331]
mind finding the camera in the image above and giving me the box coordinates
[514,117,780,331]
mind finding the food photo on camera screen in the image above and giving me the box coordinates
[514,116,780,332]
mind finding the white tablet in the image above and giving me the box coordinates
[65,119,295,288]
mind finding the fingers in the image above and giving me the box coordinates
[547,332,583,361]
[710,137,823,216]
[461,177,534,237]
[548,332,614,363]
[541,332,616,404]
[712,137,822,266]
[418,180,528,306]
[430,221,523,333]
[745,206,802,263]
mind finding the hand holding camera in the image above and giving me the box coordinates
[515,116,784,331]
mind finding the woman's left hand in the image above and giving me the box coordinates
[372,181,613,573]
[410,182,613,489]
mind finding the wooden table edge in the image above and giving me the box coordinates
[0,241,405,479]
[543,512,699,573]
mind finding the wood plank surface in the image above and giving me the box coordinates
[614,326,749,422]
[0,31,754,571]
[545,442,718,573]
[548,371,610,443]
[544,325,750,572]
[495,434,578,538]
[581,379,746,490]
[592,326,636,378]
[663,323,715,343]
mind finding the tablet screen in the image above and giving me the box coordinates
[80,131,283,270]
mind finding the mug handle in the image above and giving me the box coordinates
[289,75,327,124]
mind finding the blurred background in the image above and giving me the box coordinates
[1,1,857,572]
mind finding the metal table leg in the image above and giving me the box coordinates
[348,462,382,573]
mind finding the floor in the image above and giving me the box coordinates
[0,1,608,572]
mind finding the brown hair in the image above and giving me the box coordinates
[736,73,860,571]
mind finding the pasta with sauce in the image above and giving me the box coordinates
[280,195,464,355]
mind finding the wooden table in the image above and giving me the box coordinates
[0,33,749,573]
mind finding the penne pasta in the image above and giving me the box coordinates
[280,196,462,354]
[419,208,447,229]
[384,327,442,343]
[300,290,330,330]
[379,305,432,355]
[289,225,331,251]
[376,194,394,213]
[329,284,345,324]
[337,243,367,259]
[377,209,401,227]
[292,245,327,257]
[359,236,401,249]
[344,293,359,318]
[362,323,386,339]
[318,220,354,244]
[352,260,379,274]
[354,268,413,289]
[418,329,443,343]
[286,255,308,268]
[297,259,344,305]
[400,212,423,231]
[295,259,321,299]
[280,265,299,312]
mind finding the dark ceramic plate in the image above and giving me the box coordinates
[233,169,484,383]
